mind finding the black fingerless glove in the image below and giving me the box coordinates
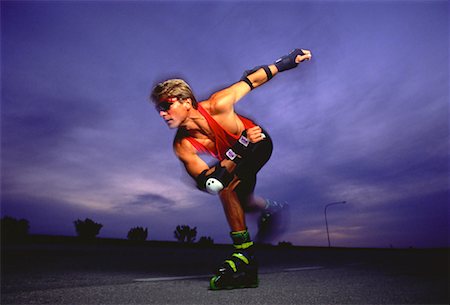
[274,49,305,72]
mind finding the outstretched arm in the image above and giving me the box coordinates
[241,48,312,92]
[210,48,312,112]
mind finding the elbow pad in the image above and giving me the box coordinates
[240,65,273,90]
[274,49,305,72]
[196,164,233,195]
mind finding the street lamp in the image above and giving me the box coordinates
[324,201,347,247]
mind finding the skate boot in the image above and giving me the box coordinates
[209,230,258,290]
[255,199,290,243]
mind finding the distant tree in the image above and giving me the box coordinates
[73,218,103,239]
[1,216,30,243]
[174,225,197,243]
[278,241,293,247]
[198,236,214,246]
[127,226,148,241]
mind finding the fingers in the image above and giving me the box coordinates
[246,126,265,143]
[247,126,262,134]
[295,49,312,63]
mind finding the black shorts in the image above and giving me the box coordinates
[234,129,273,207]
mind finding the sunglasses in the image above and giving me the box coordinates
[155,97,181,112]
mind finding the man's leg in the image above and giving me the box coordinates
[243,194,267,211]
[233,131,274,213]
[210,179,258,290]
[234,176,290,244]
[219,178,246,231]
[255,198,290,243]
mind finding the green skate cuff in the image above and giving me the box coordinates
[233,241,254,250]
[230,229,254,250]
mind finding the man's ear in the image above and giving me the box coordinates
[184,98,193,110]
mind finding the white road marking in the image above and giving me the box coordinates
[134,266,324,282]
[134,275,211,282]
[283,266,324,272]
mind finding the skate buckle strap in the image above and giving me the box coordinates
[225,260,237,272]
[225,253,250,273]
[232,253,249,264]
[233,241,254,250]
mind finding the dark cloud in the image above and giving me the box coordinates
[126,193,175,211]
[2,96,108,142]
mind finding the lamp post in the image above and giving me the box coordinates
[324,201,347,247]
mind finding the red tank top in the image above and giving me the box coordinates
[186,103,256,160]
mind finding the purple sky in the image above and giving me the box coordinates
[1,1,448,248]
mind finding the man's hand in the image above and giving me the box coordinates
[246,126,266,143]
[275,48,312,72]
[225,126,266,164]
[295,49,312,63]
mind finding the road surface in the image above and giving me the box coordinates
[1,239,448,304]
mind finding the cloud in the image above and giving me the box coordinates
[128,193,173,206]
[122,193,176,212]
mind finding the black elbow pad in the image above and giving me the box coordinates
[241,65,273,80]
[196,164,233,195]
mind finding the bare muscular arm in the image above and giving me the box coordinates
[174,138,236,180]
[207,65,277,115]
[208,49,312,115]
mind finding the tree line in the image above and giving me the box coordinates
[1,216,293,246]
[1,216,214,245]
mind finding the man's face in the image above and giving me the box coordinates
[155,97,188,129]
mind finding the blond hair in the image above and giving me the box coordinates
[150,79,198,109]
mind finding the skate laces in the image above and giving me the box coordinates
[265,199,286,213]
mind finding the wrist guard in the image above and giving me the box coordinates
[225,131,252,164]
[274,49,305,72]
[196,163,233,195]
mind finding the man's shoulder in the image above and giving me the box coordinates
[173,129,195,147]
[173,129,197,157]
[198,100,211,113]
[199,98,231,117]
[174,128,189,143]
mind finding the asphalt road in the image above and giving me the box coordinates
[1,239,448,305]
